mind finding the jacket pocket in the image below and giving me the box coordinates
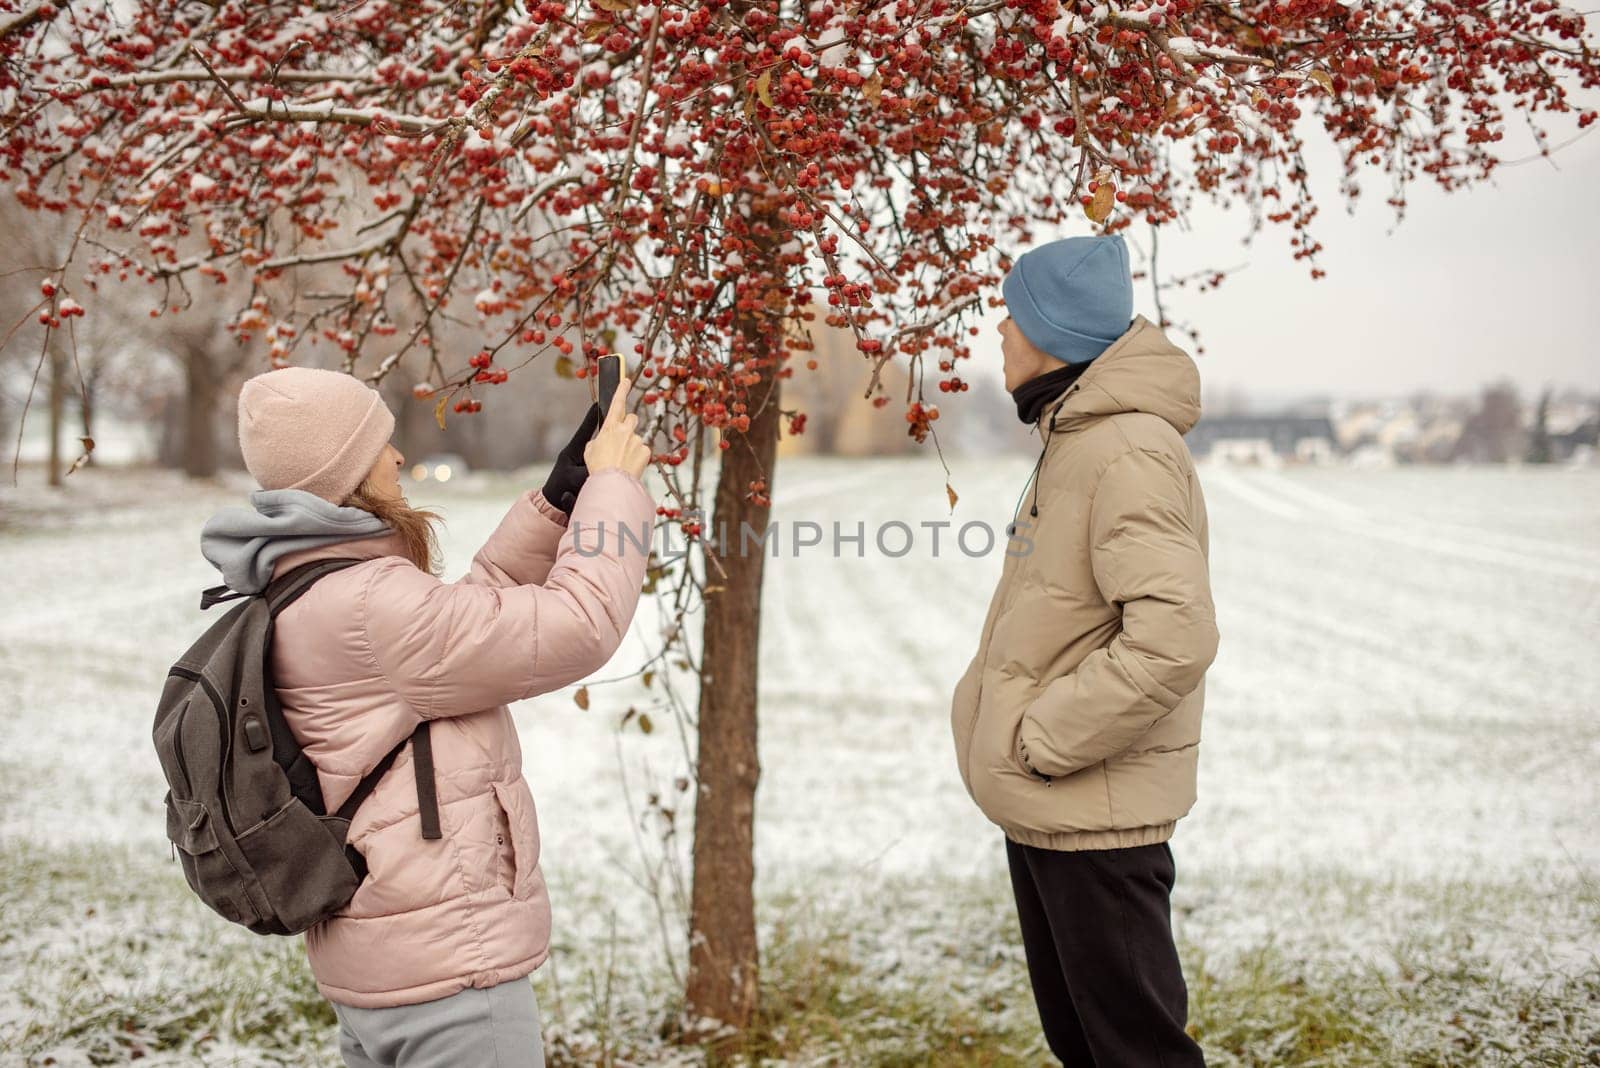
[1012,718,1053,783]
[488,780,523,898]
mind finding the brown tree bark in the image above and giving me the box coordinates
[183,339,217,479]
[683,349,781,1038]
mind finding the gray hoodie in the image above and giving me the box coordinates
[201,488,391,595]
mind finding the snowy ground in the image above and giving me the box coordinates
[1,457,1597,1065]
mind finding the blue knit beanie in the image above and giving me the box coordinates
[1001,235,1133,364]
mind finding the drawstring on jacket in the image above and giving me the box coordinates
[1024,385,1075,524]
[1029,412,1057,519]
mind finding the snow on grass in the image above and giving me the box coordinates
[1,458,1597,1064]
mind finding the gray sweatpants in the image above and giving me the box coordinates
[332,976,545,1068]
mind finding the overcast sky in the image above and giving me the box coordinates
[971,118,1600,404]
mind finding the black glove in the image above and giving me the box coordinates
[541,403,602,515]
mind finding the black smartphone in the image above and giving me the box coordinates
[596,353,621,423]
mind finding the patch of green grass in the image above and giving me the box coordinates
[1189,940,1385,1065]
[5,841,1598,1066]
[533,883,1041,1068]
[730,893,1040,1067]
[1,840,339,1066]
[1188,936,1600,1068]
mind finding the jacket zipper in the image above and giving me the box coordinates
[168,667,235,834]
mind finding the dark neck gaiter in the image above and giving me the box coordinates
[1013,360,1091,426]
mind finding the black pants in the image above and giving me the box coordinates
[1006,837,1204,1067]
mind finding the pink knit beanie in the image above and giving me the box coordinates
[237,367,396,503]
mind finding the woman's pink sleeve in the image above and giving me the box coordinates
[457,489,573,588]
[362,469,656,717]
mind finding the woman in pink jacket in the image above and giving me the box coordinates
[208,366,655,1067]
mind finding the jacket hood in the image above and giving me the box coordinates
[200,488,393,595]
[1037,315,1201,439]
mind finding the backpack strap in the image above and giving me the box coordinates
[334,722,443,860]
[336,726,411,885]
[264,558,443,859]
[200,584,249,610]
[412,722,442,840]
[265,558,367,616]
[199,558,365,613]
[336,727,416,824]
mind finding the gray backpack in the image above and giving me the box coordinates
[154,558,440,935]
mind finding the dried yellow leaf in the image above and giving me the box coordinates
[863,70,883,105]
[1085,182,1116,223]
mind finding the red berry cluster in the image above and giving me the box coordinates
[35,279,86,328]
[904,402,940,443]
[468,350,509,384]
[0,0,1589,466]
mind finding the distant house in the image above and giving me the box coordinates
[1184,415,1339,464]
[1550,416,1599,463]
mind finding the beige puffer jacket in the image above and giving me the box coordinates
[951,315,1219,851]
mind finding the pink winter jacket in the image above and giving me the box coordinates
[265,468,655,1008]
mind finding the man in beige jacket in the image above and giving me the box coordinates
[950,234,1218,1065]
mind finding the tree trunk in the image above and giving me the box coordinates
[684,353,781,1038]
[1527,387,1553,464]
[47,331,65,487]
[184,341,217,479]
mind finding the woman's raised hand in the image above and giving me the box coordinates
[583,372,651,479]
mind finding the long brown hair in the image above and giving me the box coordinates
[341,478,445,578]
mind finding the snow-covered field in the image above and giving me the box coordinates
[1,457,1597,1065]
